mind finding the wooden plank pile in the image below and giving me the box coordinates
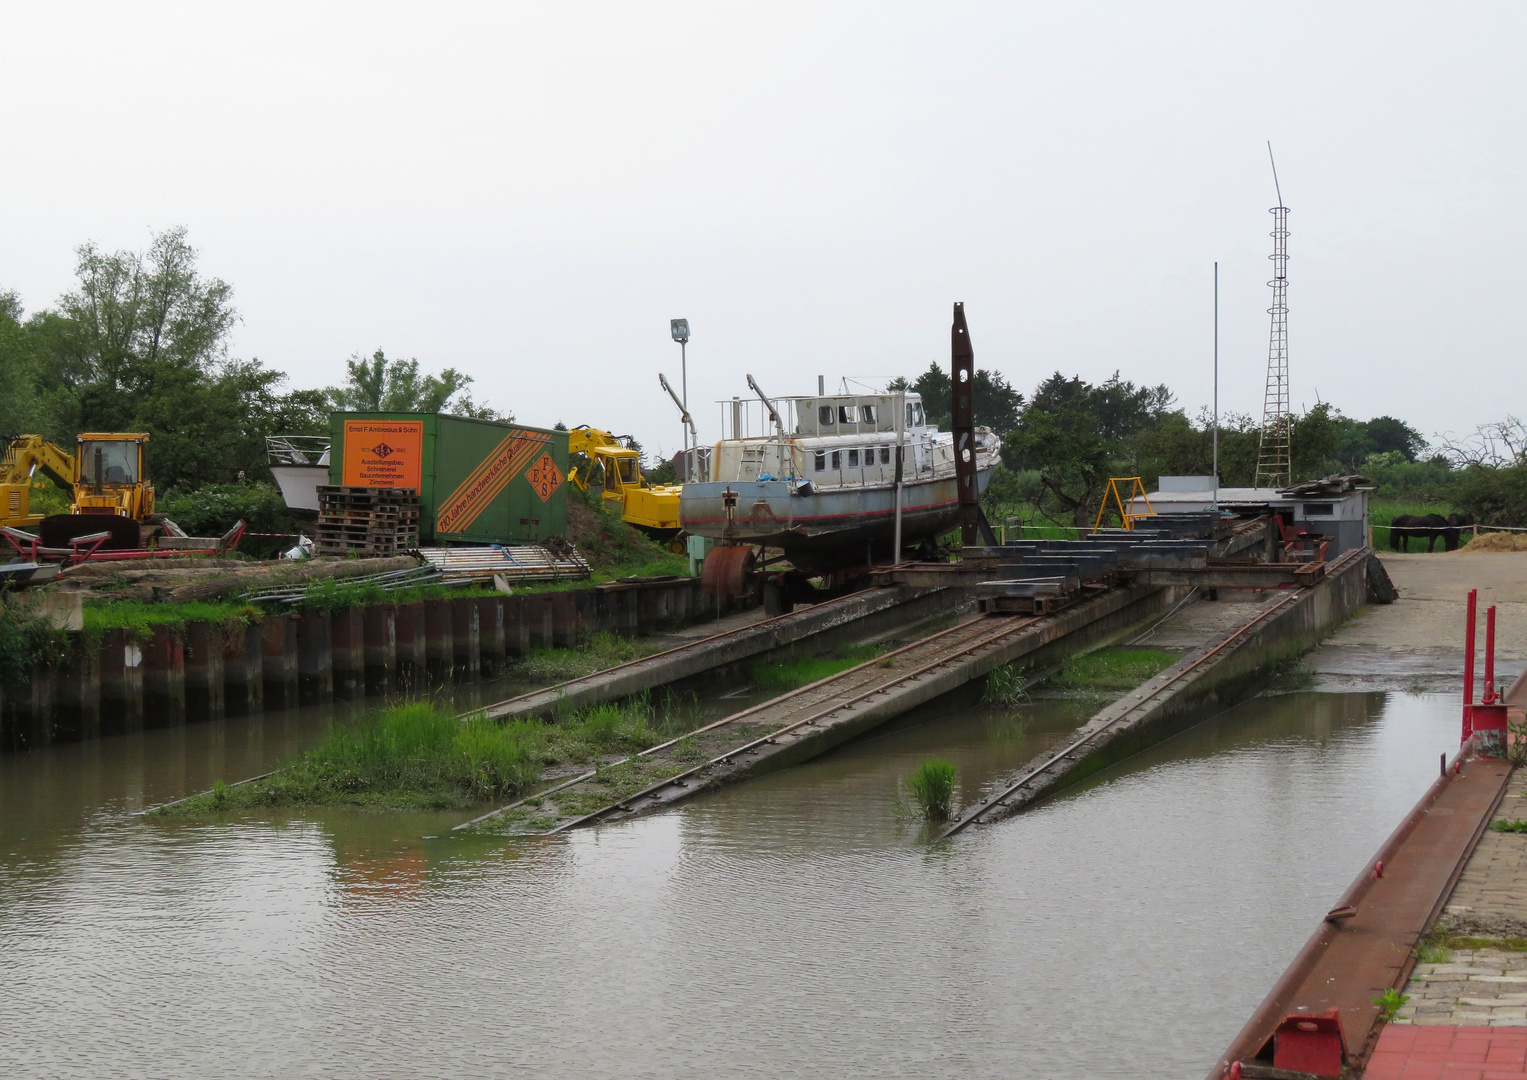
[316,486,420,556]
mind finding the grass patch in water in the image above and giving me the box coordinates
[154,703,546,813]
[1051,648,1176,694]
[749,644,881,692]
[906,758,957,821]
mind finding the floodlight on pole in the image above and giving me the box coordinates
[670,318,690,425]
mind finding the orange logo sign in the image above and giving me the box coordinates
[341,421,424,489]
[527,454,563,502]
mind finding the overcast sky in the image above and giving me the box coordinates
[3,2,1522,460]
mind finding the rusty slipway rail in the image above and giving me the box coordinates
[1205,679,1526,1078]
[474,585,944,723]
[460,612,1038,833]
[940,581,1316,839]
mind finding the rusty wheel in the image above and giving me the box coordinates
[701,545,755,597]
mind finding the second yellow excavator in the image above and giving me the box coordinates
[567,426,682,541]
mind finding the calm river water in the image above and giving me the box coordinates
[1,687,1459,1078]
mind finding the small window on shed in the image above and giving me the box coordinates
[814,451,825,472]
[1302,503,1334,515]
[818,406,834,425]
[860,405,877,424]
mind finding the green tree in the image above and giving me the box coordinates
[0,289,45,435]
[326,349,508,420]
[888,363,1026,438]
[1002,372,1172,527]
[26,227,321,489]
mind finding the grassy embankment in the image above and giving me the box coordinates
[154,694,695,815]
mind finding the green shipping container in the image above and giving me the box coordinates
[328,412,569,544]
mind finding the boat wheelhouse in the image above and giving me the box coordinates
[680,385,998,574]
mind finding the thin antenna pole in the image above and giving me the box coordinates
[1267,141,1283,208]
[1213,261,1219,511]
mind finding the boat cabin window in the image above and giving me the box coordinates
[78,440,138,485]
[860,405,876,424]
[818,406,834,426]
[906,402,925,428]
[831,450,840,469]
[814,452,826,472]
[848,449,859,467]
[838,406,856,425]
[880,446,891,464]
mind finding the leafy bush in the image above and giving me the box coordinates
[158,481,297,536]
[1454,464,1527,528]
[0,593,72,682]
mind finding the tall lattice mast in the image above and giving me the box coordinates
[1254,143,1291,488]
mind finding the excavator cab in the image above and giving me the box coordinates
[39,433,155,549]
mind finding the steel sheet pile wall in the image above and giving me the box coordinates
[0,578,743,751]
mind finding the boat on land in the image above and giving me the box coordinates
[679,383,998,576]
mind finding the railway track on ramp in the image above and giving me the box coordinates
[461,611,1041,835]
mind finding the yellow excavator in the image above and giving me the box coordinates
[567,426,682,541]
[2,432,156,548]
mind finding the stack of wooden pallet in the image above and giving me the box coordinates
[315,486,420,556]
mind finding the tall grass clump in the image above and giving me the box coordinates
[906,758,957,821]
[984,664,1029,706]
[157,703,545,813]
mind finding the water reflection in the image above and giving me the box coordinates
[1,689,1459,1078]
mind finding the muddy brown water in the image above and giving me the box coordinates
[0,682,1461,1078]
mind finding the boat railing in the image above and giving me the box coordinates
[266,435,331,467]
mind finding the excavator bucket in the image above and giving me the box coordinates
[40,513,141,551]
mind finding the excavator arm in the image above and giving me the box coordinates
[0,435,76,529]
[1,435,75,488]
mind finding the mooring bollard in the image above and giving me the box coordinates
[330,607,364,699]
[262,615,299,710]
[296,610,333,705]
[143,625,186,727]
[183,621,226,720]
[362,604,396,696]
[98,627,145,735]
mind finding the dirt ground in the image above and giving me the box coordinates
[1122,551,1527,692]
[1309,551,1527,691]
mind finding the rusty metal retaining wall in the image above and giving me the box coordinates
[0,578,749,751]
